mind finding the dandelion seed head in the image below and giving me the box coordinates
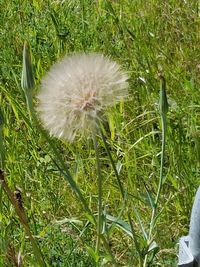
[37,53,128,141]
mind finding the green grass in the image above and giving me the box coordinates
[0,0,200,266]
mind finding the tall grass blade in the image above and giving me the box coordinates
[21,41,35,121]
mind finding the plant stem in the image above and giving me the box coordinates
[93,127,118,266]
[92,129,102,255]
[25,92,33,123]
[147,112,167,239]
[143,77,168,266]
[99,126,125,201]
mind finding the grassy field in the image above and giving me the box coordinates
[0,1,200,266]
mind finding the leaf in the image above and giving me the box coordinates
[159,75,168,116]
[105,214,133,238]
[134,208,148,241]
[128,213,141,254]
[148,241,159,253]
[85,246,99,263]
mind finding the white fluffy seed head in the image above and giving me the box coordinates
[37,53,128,141]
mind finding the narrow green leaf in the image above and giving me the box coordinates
[159,75,168,116]
[105,214,133,238]
[144,186,155,210]
[21,41,35,119]
[128,213,141,254]
[86,246,99,262]
[134,209,148,241]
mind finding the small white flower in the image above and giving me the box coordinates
[37,53,128,141]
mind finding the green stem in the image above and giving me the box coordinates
[143,76,168,267]
[99,126,125,201]
[25,92,33,124]
[92,130,102,255]
[147,113,167,240]
[93,127,118,266]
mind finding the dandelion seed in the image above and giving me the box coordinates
[37,53,128,141]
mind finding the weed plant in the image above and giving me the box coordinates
[0,1,200,266]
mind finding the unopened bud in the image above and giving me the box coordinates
[21,41,35,91]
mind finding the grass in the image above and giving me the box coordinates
[0,0,200,266]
